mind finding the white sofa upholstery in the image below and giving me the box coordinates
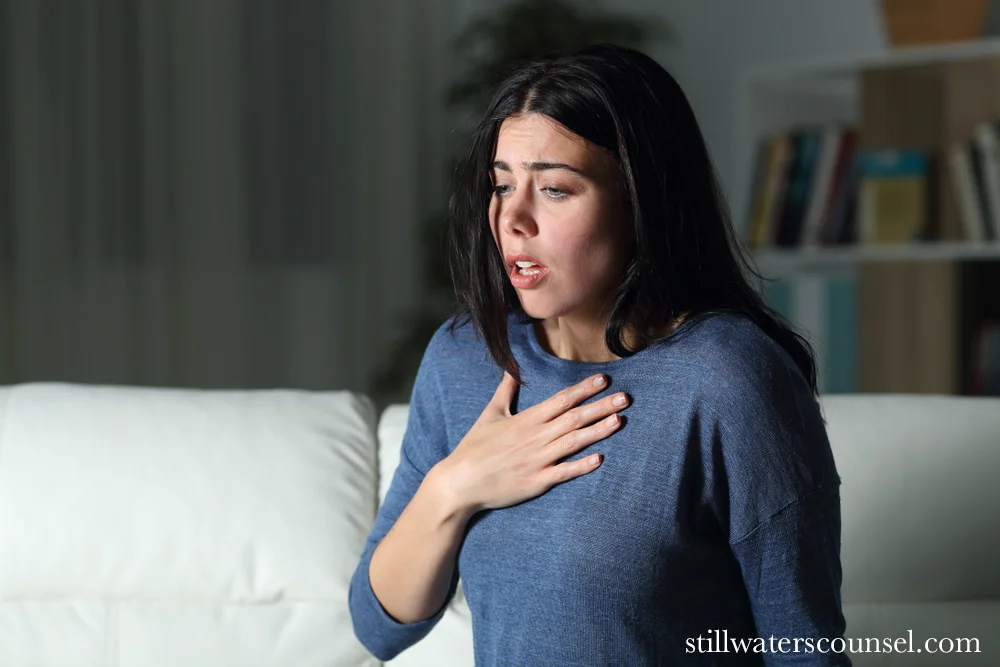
[0,383,381,667]
[1,383,998,666]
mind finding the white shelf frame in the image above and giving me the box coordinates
[750,241,1000,277]
[742,37,1000,85]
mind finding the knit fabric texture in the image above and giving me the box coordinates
[350,312,850,666]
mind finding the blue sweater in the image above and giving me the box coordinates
[350,312,850,666]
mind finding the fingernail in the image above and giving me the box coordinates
[592,375,605,387]
[613,394,627,406]
[588,454,600,465]
[605,414,618,426]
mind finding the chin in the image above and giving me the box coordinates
[516,295,549,320]
[517,293,573,321]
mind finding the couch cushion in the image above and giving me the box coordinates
[842,600,997,666]
[0,382,380,667]
[821,394,1000,605]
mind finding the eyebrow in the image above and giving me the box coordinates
[492,160,587,177]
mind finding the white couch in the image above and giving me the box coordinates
[0,382,997,666]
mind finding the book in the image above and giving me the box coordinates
[760,273,858,394]
[800,125,846,248]
[948,142,988,242]
[971,124,1000,240]
[970,321,1000,395]
[820,147,861,246]
[744,136,773,247]
[775,129,821,248]
[751,133,794,248]
[856,149,929,244]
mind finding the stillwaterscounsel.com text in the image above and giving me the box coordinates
[687,630,981,656]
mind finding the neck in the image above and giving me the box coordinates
[535,316,617,362]
[533,312,688,363]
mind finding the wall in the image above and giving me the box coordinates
[649,0,885,221]
[454,0,887,215]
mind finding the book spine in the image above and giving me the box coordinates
[948,143,988,242]
[974,123,1000,241]
[800,126,843,248]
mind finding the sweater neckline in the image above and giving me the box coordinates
[517,316,651,371]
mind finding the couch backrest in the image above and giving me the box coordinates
[0,382,381,667]
[819,394,1000,604]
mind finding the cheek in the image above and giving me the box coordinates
[560,219,629,283]
[488,198,500,245]
[557,236,621,286]
[572,205,628,258]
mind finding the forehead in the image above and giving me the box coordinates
[494,114,591,162]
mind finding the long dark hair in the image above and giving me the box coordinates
[445,44,818,395]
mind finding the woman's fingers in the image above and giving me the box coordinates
[451,372,625,511]
[548,409,622,460]
[545,450,605,486]
[524,373,609,423]
[541,389,629,444]
[541,411,621,488]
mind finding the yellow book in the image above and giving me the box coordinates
[751,133,792,248]
[857,149,928,244]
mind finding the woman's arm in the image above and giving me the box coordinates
[367,461,473,625]
[348,450,467,662]
[347,335,462,661]
[702,327,851,665]
[730,486,851,666]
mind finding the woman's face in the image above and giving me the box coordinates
[489,113,631,322]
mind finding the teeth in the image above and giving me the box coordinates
[514,261,537,268]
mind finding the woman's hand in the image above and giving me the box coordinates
[431,372,629,515]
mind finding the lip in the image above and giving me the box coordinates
[504,253,547,269]
[504,253,548,289]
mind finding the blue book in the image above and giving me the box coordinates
[824,275,857,394]
[760,274,858,394]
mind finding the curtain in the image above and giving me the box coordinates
[1,0,452,396]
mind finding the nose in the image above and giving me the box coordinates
[497,189,538,238]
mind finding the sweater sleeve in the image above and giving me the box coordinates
[729,487,851,666]
[348,330,460,661]
[704,332,851,666]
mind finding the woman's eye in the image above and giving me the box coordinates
[492,184,567,198]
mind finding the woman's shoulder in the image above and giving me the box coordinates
[418,315,497,380]
[655,312,817,424]
[661,312,796,380]
[677,313,837,490]
[425,314,483,356]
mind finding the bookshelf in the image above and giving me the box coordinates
[753,240,1000,276]
[733,37,1000,234]
[734,39,1000,397]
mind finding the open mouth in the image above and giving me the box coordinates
[506,257,548,289]
[513,261,543,276]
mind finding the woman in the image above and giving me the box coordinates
[349,44,849,666]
